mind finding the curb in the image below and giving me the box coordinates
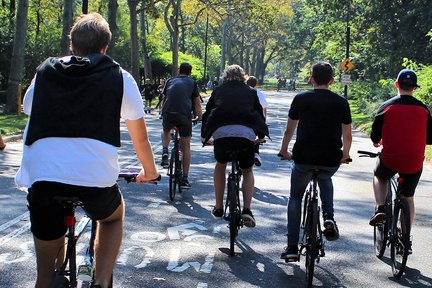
[3,134,23,143]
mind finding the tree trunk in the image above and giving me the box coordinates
[107,0,119,58]
[60,0,73,56]
[140,8,152,80]
[6,0,28,113]
[164,0,180,76]
[127,0,140,84]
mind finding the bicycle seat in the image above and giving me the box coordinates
[53,196,83,206]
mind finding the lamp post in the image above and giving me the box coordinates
[203,13,209,81]
[82,0,88,14]
[344,0,351,98]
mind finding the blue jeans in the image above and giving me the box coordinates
[287,163,339,247]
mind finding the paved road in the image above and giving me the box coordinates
[1,91,432,287]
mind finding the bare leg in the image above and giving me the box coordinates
[373,176,388,207]
[214,162,226,209]
[402,196,415,225]
[161,130,171,149]
[0,134,5,149]
[93,199,124,288]
[34,236,66,288]
[241,167,254,210]
[180,136,191,176]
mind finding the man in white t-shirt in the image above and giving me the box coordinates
[247,76,268,166]
[15,13,159,288]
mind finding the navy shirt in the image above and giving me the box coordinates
[162,75,200,117]
[290,89,352,166]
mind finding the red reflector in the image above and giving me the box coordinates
[65,216,76,227]
[397,177,404,183]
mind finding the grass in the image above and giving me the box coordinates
[0,113,28,135]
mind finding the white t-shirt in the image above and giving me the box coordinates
[15,67,145,188]
[256,89,268,109]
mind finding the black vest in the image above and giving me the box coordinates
[25,54,123,147]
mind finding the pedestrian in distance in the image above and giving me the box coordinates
[368,69,432,228]
[141,78,155,113]
[160,62,203,189]
[201,64,269,228]
[15,13,159,288]
[278,61,352,262]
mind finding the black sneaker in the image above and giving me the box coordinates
[242,208,256,228]
[211,207,223,219]
[280,246,299,262]
[160,154,169,168]
[180,178,191,189]
[323,215,339,241]
[254,153,262,167]
[369,206,386,226]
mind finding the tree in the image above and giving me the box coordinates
[6,0,28,113]
[127,0,140,83]
[107,0,119,58]
[60,0,73,56]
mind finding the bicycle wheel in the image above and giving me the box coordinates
[304,198,318,288]
[374,184,392,258]
[176,149,183,195]
[168,148,176,201]
[51,273,69,288]
[228,175,239,256]
[391,199,411,278]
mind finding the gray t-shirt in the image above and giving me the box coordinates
[162,75,200,117]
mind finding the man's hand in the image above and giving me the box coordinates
[278,150,292,160]
[135,169,160,183]
[201,137,213,146]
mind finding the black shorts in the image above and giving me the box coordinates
[27,181,122,241]
[162,112,192,137]
[374,157,422,197]
[214,137,255,169]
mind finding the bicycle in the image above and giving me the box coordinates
[167,127,183,201]
[224,149,244,256]
[299,169,326,288]
[50,173,160,287]
[358,150,411,278]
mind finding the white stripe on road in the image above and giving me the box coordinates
[0,211,29,233]
[0,222,31,245]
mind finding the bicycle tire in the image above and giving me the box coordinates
[374,183,392,258]
[391,199,411,278]
[305,197,318,288]
[228,174,238,256]
[176,148,183,195]
[51,274,69,288]
[169,148,176,201]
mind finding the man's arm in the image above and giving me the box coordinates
[278,116,298,160]
[341,123,352,163]
[125,117,159,182]
[193,96,203,121]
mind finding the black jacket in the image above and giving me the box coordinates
[201,81,269,142]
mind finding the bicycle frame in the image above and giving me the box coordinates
[51,197,93,288]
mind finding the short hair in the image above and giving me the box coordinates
[70,13,111,56]
[246,76,258,88]
[311,62,334,85]
[221,65,246,83]
[179,62,192,75]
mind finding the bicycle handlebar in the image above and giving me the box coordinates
[277,152,352,163]
[118,173,161,184]
[357,150,379,158]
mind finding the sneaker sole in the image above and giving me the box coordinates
[211,211,223,220]
[242,214,256,228]
[369,213,386,226]
[280,254,299,262]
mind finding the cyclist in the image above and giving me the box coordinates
[160,62,203,188]
[368,69,432,229]
[15,13,159,288]
[246,75,268,166]
[278,62,352,261]
[201,64,268,228]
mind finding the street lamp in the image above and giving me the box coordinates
[344,0,351,98]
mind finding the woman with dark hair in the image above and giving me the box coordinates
[201,64,268,227]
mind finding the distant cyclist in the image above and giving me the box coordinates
[201,64,268,228]
[15,13,159,288]
[278,62,352,262]
[160,62,203,188]
[368,69,432,229]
